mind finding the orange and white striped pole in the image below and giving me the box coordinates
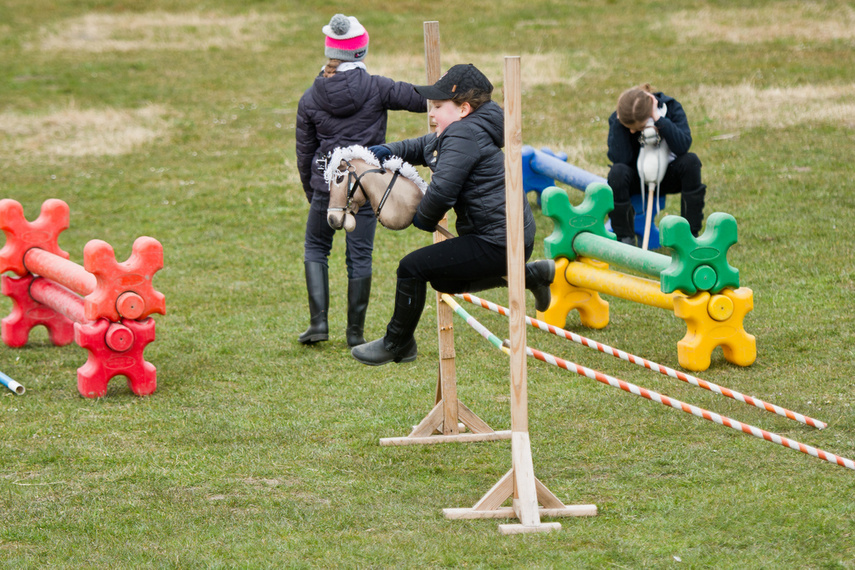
[521,342,855,472]
[458,293,826,430]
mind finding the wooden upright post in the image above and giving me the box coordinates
[379,22,511,446]
[443,57,597,533]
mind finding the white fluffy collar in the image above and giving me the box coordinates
[323,145,427,194]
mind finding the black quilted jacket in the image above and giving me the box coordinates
[295,67,426,202]
[383,101,536,248]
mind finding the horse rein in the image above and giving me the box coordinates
[329,159,401,226]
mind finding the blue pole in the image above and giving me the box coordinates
[0,370,25,395]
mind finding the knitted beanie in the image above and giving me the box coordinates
[323,14,369,62]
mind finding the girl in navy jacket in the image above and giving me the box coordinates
[606,84,706,244]
[295,14,425,347]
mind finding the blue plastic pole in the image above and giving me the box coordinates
[0,369,25,395]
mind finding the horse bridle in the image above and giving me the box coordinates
[328,159,402,225]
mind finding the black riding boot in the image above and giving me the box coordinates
[610,200,637,246]
[681,186,706,237]
[346,276,371,347]
[525,259,556,313]
[351,278,425,366]
[298,261,329,344]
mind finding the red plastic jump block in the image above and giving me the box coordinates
[83,237,166,322]
[0,275,75,347]
[75,317,157,398]
[0,199,70,277]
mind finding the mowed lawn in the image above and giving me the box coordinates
[1,1,854,567]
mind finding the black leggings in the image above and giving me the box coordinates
[397,233,534,293]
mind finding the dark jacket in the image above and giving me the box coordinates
[607,92,693,166]
[382,101,536,248]
[296,67,426,201]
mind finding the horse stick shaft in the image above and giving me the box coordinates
[434,225,455,240]
[457,293,826,430]
[642,182,655,250]
[522,343,855,472]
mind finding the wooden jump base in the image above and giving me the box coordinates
[0,199,165,397]
[379,21,510,447]
[436,58,596,534]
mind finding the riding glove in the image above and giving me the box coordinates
[368,145,392,163]
[411,212,433,233]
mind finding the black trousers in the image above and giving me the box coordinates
[397,233,534,294]
[607,152,706,236]
[304,191,376,280]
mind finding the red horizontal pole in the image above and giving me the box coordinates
[24,248,96,296]
[29,277,86,324]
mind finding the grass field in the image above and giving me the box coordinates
[1,0,854,567]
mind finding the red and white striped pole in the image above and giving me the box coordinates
[458,293,826,430]
[522,342,855,472]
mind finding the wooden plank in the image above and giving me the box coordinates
[534,476,566,509]
[379,430,511,447]
[498,522,562,535]
[408,401,445,438]
[503,55,528,435]
[511,431,541,526]
[457,401,495,434]
[443,506,597,520]
[423,20,459,437]
[471,468,514,512]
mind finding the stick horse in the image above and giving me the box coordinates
[325,145,453,238]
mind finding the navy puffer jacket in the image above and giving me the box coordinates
[295,67,426,201]
[607,92,693,166]
[382,101,536,248]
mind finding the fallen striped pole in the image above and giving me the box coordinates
[458,293,826,430]
[0,369,25,395]
[444,294,855,472]
[441,294,508,354]
[522,343,855,472]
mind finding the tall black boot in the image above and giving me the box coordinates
[610,200,637,246]
[525,259,556,312]
[298,261,329,344]
[346,276,371,347]
[351,278,425,366]
[681,186,706,237]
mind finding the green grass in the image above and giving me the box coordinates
[2,0,855,567]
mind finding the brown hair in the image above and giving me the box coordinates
[323,59,342,78]
[451,88,492,113]
[616,83,655,128]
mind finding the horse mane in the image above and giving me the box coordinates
[323,144,428,195]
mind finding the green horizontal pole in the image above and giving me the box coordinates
[573,232,670,278]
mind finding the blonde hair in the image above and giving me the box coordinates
[616,83,655,128]
[323,59,342,78]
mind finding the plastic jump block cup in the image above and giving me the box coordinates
[76,317,157,398]
[539,186,754,371]
[557,260,755,371]
[1,274,76,347]
[0,198,70,276]
[0,199,165,323]
[0,199,165,397]
[541,185,740,295]
[540,257,610,330]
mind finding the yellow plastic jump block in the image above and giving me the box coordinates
[674,287,757,372]
[541,257,756,372]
